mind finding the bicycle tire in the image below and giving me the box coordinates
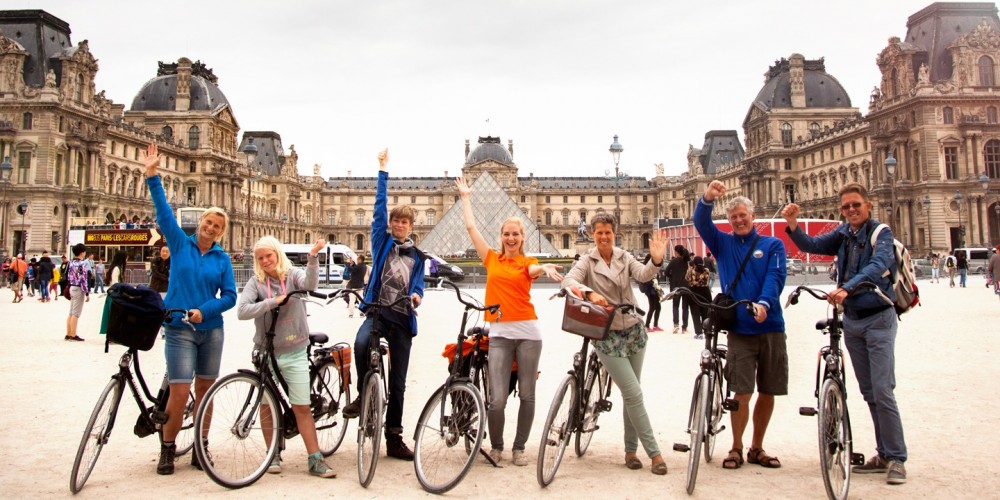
[413,382,485,494]
[704,368,724,463]
[167,386,197,456]
[194,373,280,489]
[357,373,384,488]
[685,373,708,495]
[70,378,123,494]
[574,362,606,457]
[818,378,850,500]
[537,374,575,487]
[314,360,349,456]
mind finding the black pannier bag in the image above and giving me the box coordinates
[105,283,165,353]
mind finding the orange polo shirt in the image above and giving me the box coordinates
[483,249,538,323]
[10,259,27,277]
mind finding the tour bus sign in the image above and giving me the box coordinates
[85,229,163,246]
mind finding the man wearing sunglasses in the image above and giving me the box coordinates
[781,182,907,486]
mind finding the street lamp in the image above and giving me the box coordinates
[0,156,11,257]
[536,215,542,253]
[242,137,259,263]
[954,191,964,249]
[885,151,897,234]
[606,134,624,246]
[18,199,27,254]
[922,195,932,253]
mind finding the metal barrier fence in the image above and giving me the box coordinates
[121,267,276,291]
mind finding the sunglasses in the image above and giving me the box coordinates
[840,202,864,211]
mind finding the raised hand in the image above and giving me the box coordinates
[310,238,326,257]
[454,177,472,198]
[378,148,389,171]
[649,228,668,264]
[144,144,162,177]
[781,203,801,230]
[705,180,726,202]
[540,263,564,282]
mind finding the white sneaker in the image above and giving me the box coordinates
[267,453,282,474]
[512,450,528,466]
[488,449,502,464]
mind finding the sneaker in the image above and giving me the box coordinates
[694,334,704,340]
[852,454,888,474]
[488,449,503,464]
[308,452,337,478]
[886,460,906,485]
[157,443,177,475]
[267,453,282,474]
[672,325,680,334]
[192,443,212,470]
[342,397,361,419]
[682,328,689,335]
[386,435,415,460]
[512,450,528,466]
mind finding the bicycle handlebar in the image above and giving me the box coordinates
[663,287,758,317]
[164,308,195,330]
[550,288,646,317]
[784,282,891,310]
[274,289,332,307]
[437,279,501,316]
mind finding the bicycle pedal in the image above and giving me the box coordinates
[723,399,739,411]
[150,409,169,425]
[850,452,866,466]
[799,406,818,416]
[597,400,613,412]
[672,443,691,452]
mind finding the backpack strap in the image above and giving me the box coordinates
[723,235,759,294]
[868,223,894,281]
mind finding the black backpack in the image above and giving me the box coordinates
[105,283,165,353]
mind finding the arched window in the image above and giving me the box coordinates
[979,56,996,87]
[355,234,364,250]
[943,106,954,124]
[188,126,200,149]
[984,139,1000,178]
[809,122,820,137]
[162,125,173,140]
[781,122,792,146]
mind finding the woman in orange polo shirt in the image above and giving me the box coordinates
[455,177,563,467]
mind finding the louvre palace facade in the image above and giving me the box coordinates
[1,3,999,260]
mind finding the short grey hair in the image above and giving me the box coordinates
[724,196,754,215]
[589,212,617,231]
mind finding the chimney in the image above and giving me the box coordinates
[175,57,192,111]
[464,139,470,158]
[508,139,514,158]
[789,53,805,108]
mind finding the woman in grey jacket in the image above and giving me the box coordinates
[561,213,669,475]
[237,236,336,478]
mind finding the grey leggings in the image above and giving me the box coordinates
[486,337,542,452]
[595,346,661,457]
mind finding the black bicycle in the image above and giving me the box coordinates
[666,287,756,495]
[192,289,346,489]
[786,283,890,500]
[537,290,643,487]
[412,279,500,493]
[70,308,196,494]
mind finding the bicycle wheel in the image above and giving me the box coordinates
[413,382,485,494]
[314,360,349,456]
[575,363,607,457]
[170,386,197,456]
[537,374,575,487]
[70,378,123,494]
[357,373,385,488]
[704,369,724,463]
[469,359,490,454]
[194,373,280,489]
[685,373,709,495]
[817,379,851,500]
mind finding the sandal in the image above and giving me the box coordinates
[722,448,743,470]
[625,453,643,470]
[747,447,781,468]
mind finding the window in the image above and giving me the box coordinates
[672,191,677,199]
[580,196,586,203]
[409,196,416,204]
[840,144,845,157]
[76,152,85,186]
[671,207,678,218]
[985,140,1000,178]
[562,234,570,249]
[306,192,311,200]
[781,122,792,146]
[186,186,196,205]
[545,211,552,225]
[562,212,569,225]
[810,122,820,137]
[356,210,364,225]
[21,112,35,131]
[520,195,526,203]
[58,116,64,132]
[427,211,436,225]
[123,144,128,158]
[562,196,568,203]
[597,195,603,203]
[545,195,550,203]
[642,195,648,202]
[271,184,277,194]
[189,161,197,173]
[188,126,200,149]
[357,196,363,204]
[328,212,336,225]
[75,76,84,101]
[162,125,173,140]
[578,209,587,223]
[134,147,139,161]
[641,209,650,224]
[990,107,998,124]
[944,146,959,179]
[784,158,792,170]
[304,211,312,224]
[979,56,995,87]
[54,153,63,186]
[17,151,31,183]
[851,141,857,154]
[943,107,954,124]
[356,234,364,250]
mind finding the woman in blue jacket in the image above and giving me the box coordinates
[144,144,238,475]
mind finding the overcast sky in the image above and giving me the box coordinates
[33,0,943,179]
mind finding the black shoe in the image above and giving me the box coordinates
[192,443,213,470]
[157,443,177,475]
[386,435,414,461]
[342,397,361,419]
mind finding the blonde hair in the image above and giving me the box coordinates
[200,206,230,241]
[252,235,293,282]
[498,217,526,256]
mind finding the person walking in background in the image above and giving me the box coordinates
[695,180,788,473]
[37,251,55,302]
[65,243,89,341]
[988,246,1000,299]
[705,251,717,289]
[455,176,563,466]
[957,253,968,288]
[58,255,69,297]
[49,261,61,300]
[685,255,712,340]
[930,254,940,284]
[94,257,106,294]
[148,245,171,295]
[345,255,369,318]
[665,245,690,334]
[562,213,670,475]
[639,255,663,332]
[26,257,36,297]
[945,253,957,287]
[84,253,96,301]
[10,254,27,302]
[106,251,128,288]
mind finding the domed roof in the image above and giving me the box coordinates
[466,136,512,165]
[753,57,851,109]
[130,60,230,112]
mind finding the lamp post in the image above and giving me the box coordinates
[18,199,27,254]
[885,151,897,234]
[241,138,259,264]
[606,134,624,246]
[0,156,11,257]
[536,215,542,253]
[954,191,964,249]
[922,195,932,254]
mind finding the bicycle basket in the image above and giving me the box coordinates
[561,294,615,341]
[105,283,165,352]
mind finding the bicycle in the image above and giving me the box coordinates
[192,289,349,489]
[69,308,196,494]
[413,279,500,493]
[536,289,643,487]
[337,289,415,488]
[665,287,756,495]
[785,283,889,500]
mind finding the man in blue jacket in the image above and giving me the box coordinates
[343,149,426,461]
[782,182,906,485]
[694,180,787,472]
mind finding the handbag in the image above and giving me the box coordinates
[561,293,616,341]
[712,235,759,332]
[62,283,72,300]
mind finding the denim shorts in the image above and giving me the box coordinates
[275,349,311,405]
[164,325,225,384]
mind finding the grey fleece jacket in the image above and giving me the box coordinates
[237,256,319,355]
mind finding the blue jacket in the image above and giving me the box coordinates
[148,175,237,330]
[787,218,896,313]
[693,197,786,335]
[362,171,426,335]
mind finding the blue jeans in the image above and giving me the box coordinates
[39,279,50,300]
[959,269,968,287]
[354,315,412,434]
[164,325,225,384]
[843,307,907,462]
[94,276,106,294]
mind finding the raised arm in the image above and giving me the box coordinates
[454,177,490,261]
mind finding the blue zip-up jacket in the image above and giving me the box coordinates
[693,197,786,335]
[787,218,896,314]
[362,170,426,335]
[148,175,237,329]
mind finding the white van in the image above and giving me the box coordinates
[952,247,990,274]
[282,243,357,285]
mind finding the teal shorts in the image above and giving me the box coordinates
[275,348,311,405]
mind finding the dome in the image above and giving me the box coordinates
[129,60,230,112]
[753,57,851,109]
[466,136,513,165]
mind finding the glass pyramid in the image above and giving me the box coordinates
[419,172,562,257]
